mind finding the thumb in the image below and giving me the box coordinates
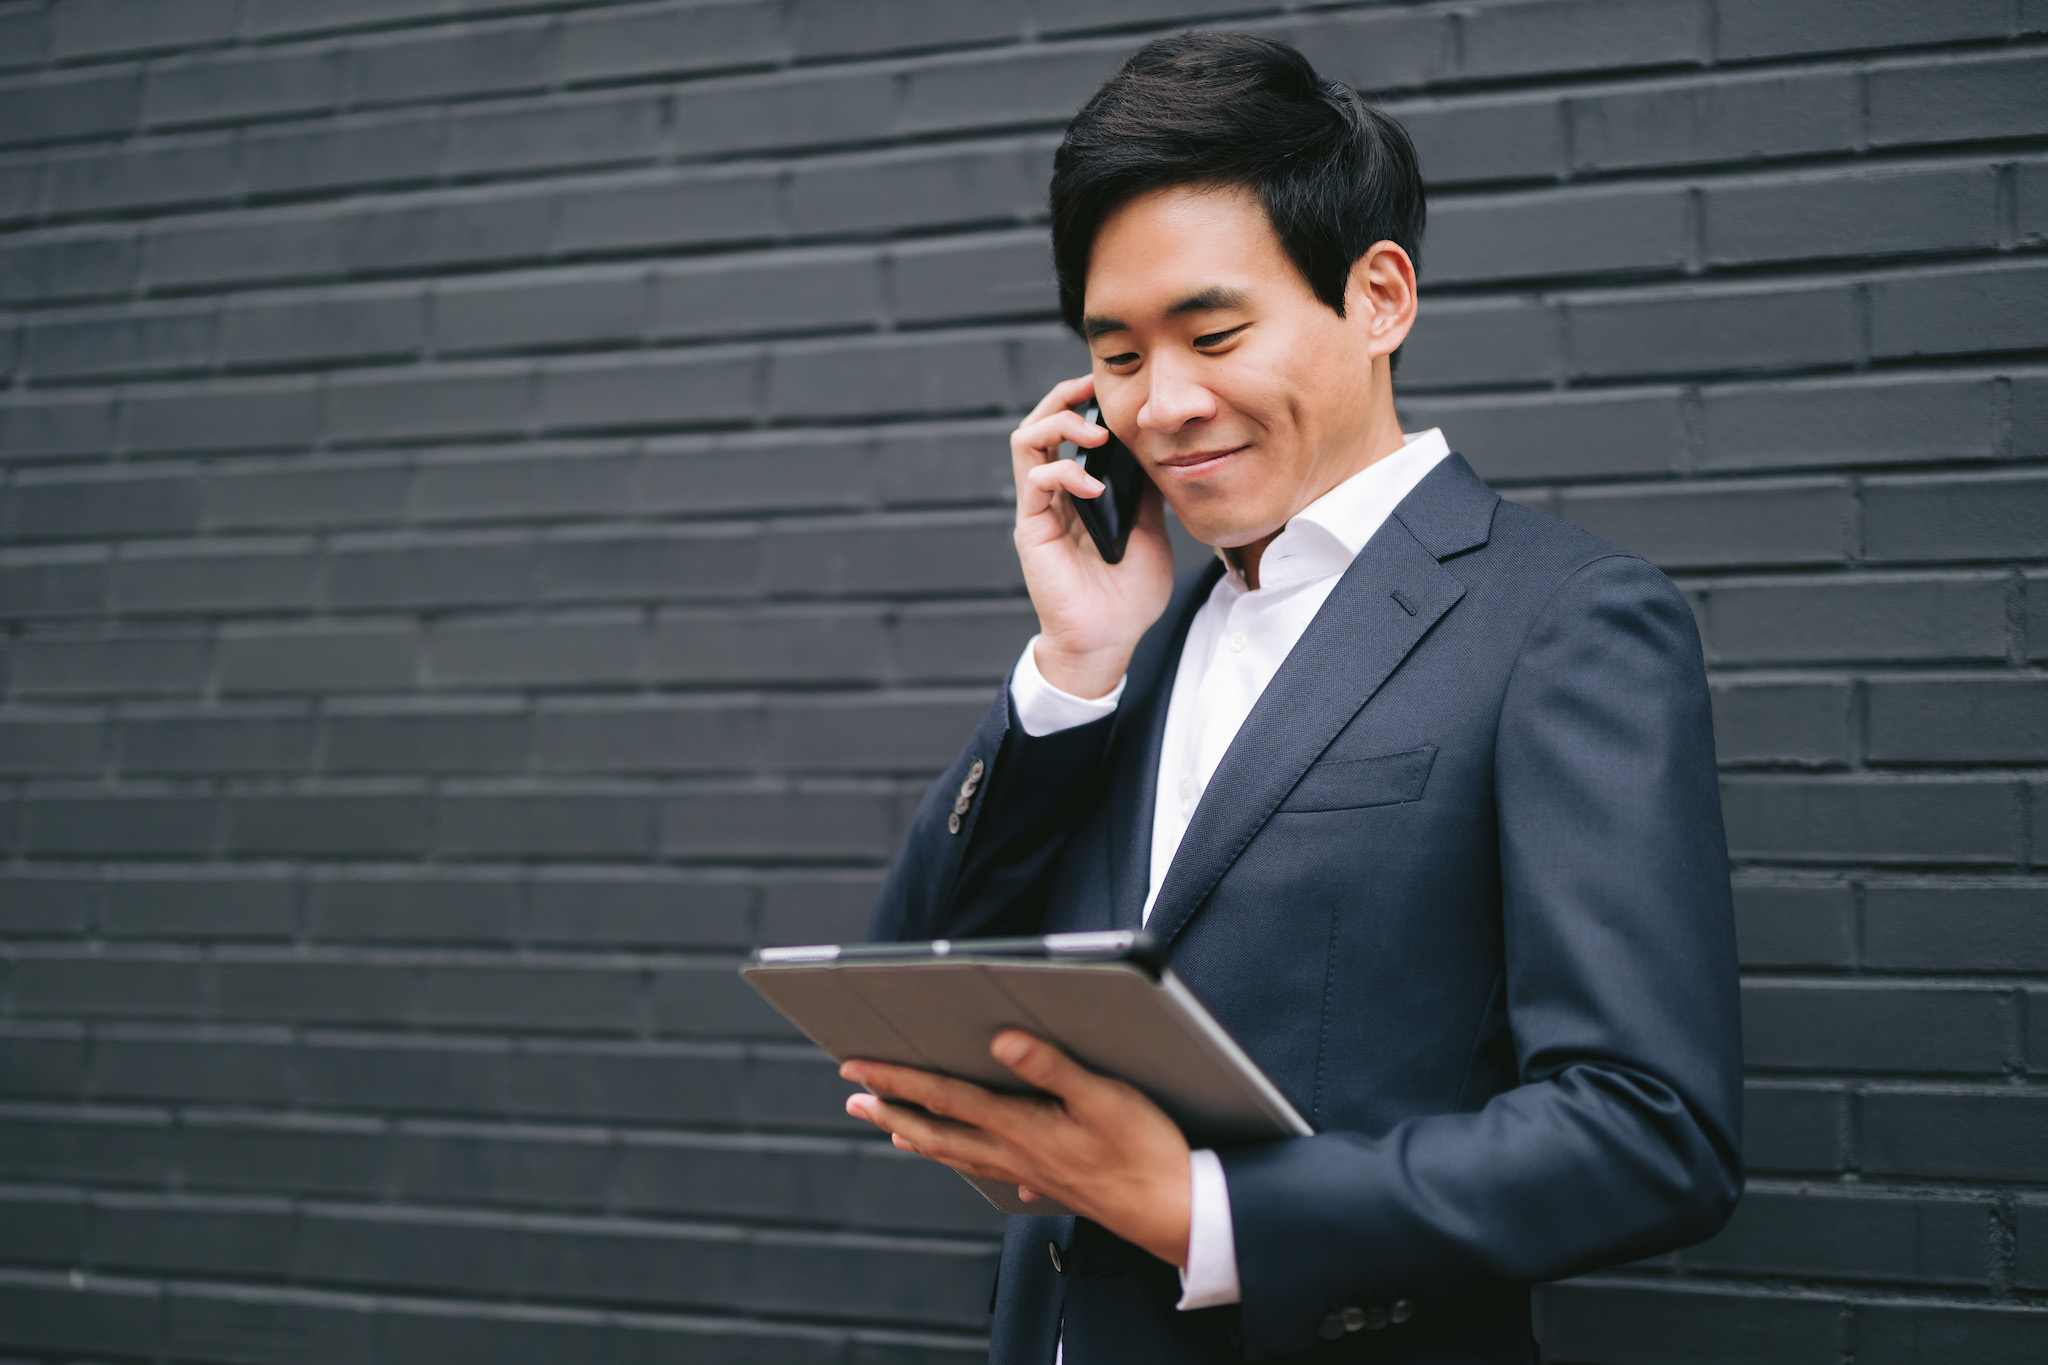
[991,1030,1097,1102]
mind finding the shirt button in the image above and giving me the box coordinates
[1047,1240,1067,1274]
[1178,775,1193,800]
[1227,631,1248,653]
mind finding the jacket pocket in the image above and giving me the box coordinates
[1276,744,1437,813]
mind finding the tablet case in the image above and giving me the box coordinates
[741,932,1311,1216]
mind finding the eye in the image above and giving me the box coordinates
[1194,324,1247,348]
[1100,352,1139,368]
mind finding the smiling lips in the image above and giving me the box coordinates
[1153,444,1249,481]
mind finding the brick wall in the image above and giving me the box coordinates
[0,1,2043,1361]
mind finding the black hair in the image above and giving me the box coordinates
[1049,33,1425,348]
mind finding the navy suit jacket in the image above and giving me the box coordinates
[868,454,1743,1364]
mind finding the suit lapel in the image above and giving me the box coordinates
[1104,560,1224,929]
[1142,454,1498,947]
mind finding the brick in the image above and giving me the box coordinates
[542,527,761,602]
[1539,1280,1843,1365]
[112,542,320,615]
[1570,282,1858,379]
[221,792,434,857]
[1853,1303,2048,1365]
[427,614,642,688]
[758,873,879,947]
[240,110,447,197]
[1866,471,2048,563]
[1389,93,1564,186]
[2030,987,2048,1075]
[1701,574,2010,665]
[660,786,896,860]
[101,873,296,939]
[1426,184,1687,286]
[414,960,642,1031]
[217,622,420,695]
[10,628,211,698]
[94,1192,298,1279]
[1731,880,1854,967]
[324,705,530,775]
[327,535,539,610]
[414,447,637,524]
[561,0,785,82]
[534,698,761,774]
[92,1028,294,1105]
[893,603,1038,683]
[50,0,242,59]
[45,135,242,216]
[765,694,990,773]
[0,873,98,933]
[1722,775,2019,863]
[648,606,892,685]
[298,1031,514,1114]
[0,548,108,618]
[204,460,411,532]
[0,1271,160,1358]
[1400,389,1684,483]
[167,1283,377,1363]
[389,1123,611,1211]
[1717,0,2011,59]
[0,391,117,461]
[345,21,556,107]
[1568,69,1860,172]
[1871,261,2048,361]
[524,872,753,949]
[900,44,1123,139]
[1712,680,1854,767]
[1689,1187,1990,1285]
[1869,50,2048,147]
[0,70,141,147]
[175,1112,388,1195]
[117,710,315,775]
[541,349,759,431]
[1705,164,2001,267]
[436,268,648,355]
[0,228,140,304]
[786,139,1048,237]
[792,0,1014,58]
[445,95,667,179]
[1864,1089,2048,1180]
[677,66,897,158]
[144,48,339,128]
[1744,981,2013,1074]
[244,0,432,38]
[25,303,216,383]
[122,377,322,453]
[764,514,1018,597]
[1396,296,1560,389]
[554,167,780,254]
[0,1105,172,1185]
[0,1022,87,1096]
[657,247,883,340]
[1743,1082,1846,1173]
[648,960,792,1038]
[342,191,555,275]
[0,1187,88,1265]
[436,791,656,858]
[308,873,520,944]
[1699,374,2001,472]
[1868,679,2048,764]
[769,333,1012,421]
[10,948,208,1018]
[2023,160,2048,246]
[2023,1200,2048,1291]
[4,469,201,541]
[328,366,533,442]
[1564,478,1854,570]
[1864,884,2048,972]
[147,209,343,289]
[638,430,875,517]
[0,710,103,776]
[219,290,427,369]
[873,419,1016,508]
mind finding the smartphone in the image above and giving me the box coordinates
[1062,401,1145,564]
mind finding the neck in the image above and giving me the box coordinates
[1223,406,1408,591]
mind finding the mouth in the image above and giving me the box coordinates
[1153,444,1248,481]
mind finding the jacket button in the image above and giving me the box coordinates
[947,812,962,835]
[1340,1306,1366,1332]
[968,758,985,781]
[1362,1305,1389,1331]
[1317,1313,1346,1341]
[1047,1241,1066,1274]
[1390,1297,1416,1324]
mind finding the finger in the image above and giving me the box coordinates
[1026,458,1104,501]
[1020,374,1096,428]
[1012,408,1108,465]
[858,1095,1013,1169]
[841,1059,1016,1131]
[991,1030,1104,1106]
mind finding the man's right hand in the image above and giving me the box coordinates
[1010,376,1177,700]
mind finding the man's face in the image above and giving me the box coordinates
[1082,184,1394,549]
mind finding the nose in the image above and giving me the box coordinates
[1135,360,1218,435]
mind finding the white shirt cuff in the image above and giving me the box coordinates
[1008,634,1125,737]
[1175,1148,1240,1309]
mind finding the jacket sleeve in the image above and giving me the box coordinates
[867,678,1117,943]
[1222,553,1744,1360]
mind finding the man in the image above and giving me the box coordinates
[847,33,1742,1365]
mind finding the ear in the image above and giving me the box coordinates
[1346,241,1418,361]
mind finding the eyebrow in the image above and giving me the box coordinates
[1081,285,1251,341]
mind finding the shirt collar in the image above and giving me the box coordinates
[1226,428,1453,594]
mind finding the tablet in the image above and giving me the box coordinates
[741,929,1311,1216]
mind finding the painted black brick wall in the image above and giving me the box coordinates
[1,1,2044,1361]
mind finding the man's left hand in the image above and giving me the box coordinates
[842,1029,1193,1267]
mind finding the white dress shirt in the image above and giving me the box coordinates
[1010,429,1452,1330]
